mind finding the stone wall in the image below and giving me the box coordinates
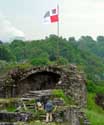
[0,65,87,107]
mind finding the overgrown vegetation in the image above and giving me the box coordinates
[52,89,74,105]
[85,80,104,125]
[0,35,104,125]
[85,93,104,125]
[0,98,18,112]
[1,35,104,82]
[87,80,104,94]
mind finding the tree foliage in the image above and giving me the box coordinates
[1,35,104,82]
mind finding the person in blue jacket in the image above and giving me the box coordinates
[45,100,54,122]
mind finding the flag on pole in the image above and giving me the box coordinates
[43,7,59,23]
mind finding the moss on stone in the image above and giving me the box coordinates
[52,89,75,105]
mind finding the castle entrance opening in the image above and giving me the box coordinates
[16,71,61,96]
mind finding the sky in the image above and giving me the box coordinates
[0,0,104,42]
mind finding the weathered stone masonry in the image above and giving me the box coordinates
[0,64,87,107]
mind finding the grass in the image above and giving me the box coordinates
[85,110,104,125]
[52,89,74,105]
[0,98,18,112]
[86,80,104,125]
[85,93,104,125]
[6,105,16,112]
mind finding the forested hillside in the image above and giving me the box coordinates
[0,35,104,83]
[0,35,104,125]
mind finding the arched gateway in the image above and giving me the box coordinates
[0,65,86,107]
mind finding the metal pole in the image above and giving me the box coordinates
[57,4,59,37]
[56,4,60,62]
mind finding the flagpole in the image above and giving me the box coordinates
[56,4,60,62]
[57,4,59,36]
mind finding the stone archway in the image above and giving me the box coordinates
[1,65,87,107]
[16,71,61,96]
[27,71,61,90]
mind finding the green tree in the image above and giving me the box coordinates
[30,57,50,66]
[0,45,15,62]
[56,56,69,65]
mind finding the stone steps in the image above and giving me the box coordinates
[0,112,32,122]
[22,90,53,98]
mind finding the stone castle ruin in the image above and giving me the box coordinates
[0,64,86,107]
[0,64,88,125]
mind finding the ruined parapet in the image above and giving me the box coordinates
[57,65,87,107]
[0,64,87,107]
[64,106,90,125]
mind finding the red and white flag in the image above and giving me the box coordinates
[43,7,59,23]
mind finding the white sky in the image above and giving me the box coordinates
[0,0,104,41]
